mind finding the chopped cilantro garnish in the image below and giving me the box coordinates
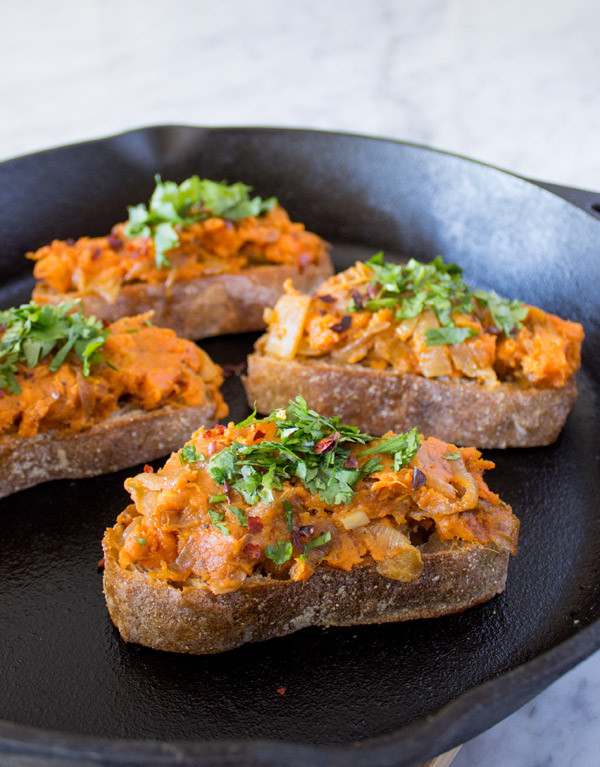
[208,397,373,507]
[125,175,278,269]
[349,253,527,346]
[282,499,293,533]
[229,506,248,527]
[208,509,230,536]
[425,326,478,346]
[179,444,202,464]
[0,301,108,394]
[209,494,227,504]
[299,530,332,562]
[133,536,147,547]
[265,540,293,565]
[443,450,462,461]
[359,428,421,472]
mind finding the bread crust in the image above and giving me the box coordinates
[0,401,221,498]
[244,353,577,448]
[33,256,333,340]
[103,526,509,654]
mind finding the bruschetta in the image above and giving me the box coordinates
[102,397,518,654]
[244,254,584,447]
[0,301,227,497]
[28,176,333,339]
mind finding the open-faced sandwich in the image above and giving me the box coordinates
[0,301,227,498]
[28,176,333,339]
[245,254,584,448]
[102,397,519,654]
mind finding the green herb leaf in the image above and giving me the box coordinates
[209,494,227,504]
[229,506,248,526]
[179,444,201,464]
[235,408,258,428]
[125,175,278,269]
[425,326,478,346]
[208,509,230,536]
[133,536,147,547]
[265,539,293,565]
[443,450,462,461]
[360,428,421,471]
[0,301,108,393]
[300,530,332,562]
[282,499,293,533]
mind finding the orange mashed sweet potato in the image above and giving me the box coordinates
[115,419,518,595]
[28,207,328,304]
[0,315,227,438]
[259,265,584,389]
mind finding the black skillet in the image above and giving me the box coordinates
[0,127,599,767]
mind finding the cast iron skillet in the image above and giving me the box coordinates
[0,127,599,767]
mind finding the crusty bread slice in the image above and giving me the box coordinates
[33,257,333,340]
[0,402,221,498]
[103,526,509,655]
[244,353,577,448]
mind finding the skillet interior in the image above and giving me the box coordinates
[0,127,598,767]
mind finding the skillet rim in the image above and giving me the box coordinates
[0,124,598,767]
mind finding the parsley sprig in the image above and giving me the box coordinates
[350,253,528,346]
[125,175,278,269]
[0,301,108,394]
[208,397,421,508]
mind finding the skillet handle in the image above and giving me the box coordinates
[529,179,600,218]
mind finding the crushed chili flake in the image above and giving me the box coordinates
[351,289,366,310]
[314,431,341,453]
[108,233,123,251]
[91,247,102,261]
[276,687,286,696]
[298,253,309,274]
[253,429,266,442]
[97,557,105,570]
[143,464,154,473]
[484,326,502,335]
[243,543,261,560]
[247,516,264,534]
[367,282,380,299]
[344,453,359,469]
[330,316,352,333]
[213,424,226,435]
[412,467,427,490]
[317,294,336,303]
[222,362,246,378]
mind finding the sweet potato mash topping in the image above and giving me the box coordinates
[115,398,518,595]
[28,206,327,304]
[0,308,227,438]
[259,255,584,389]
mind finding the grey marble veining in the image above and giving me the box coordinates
[0,1,599,765]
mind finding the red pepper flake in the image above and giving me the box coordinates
[97,557,105,570]
[412,467,427,490]
[243,543,261,560]
[351,289,366,310]
[90,247,102,261]
[276,687,286,696]
[247,516,264,534]
[330,316,352,334]
[314,431,341,454]
[253,429,265,442]
[223,482,231,503]
[107,233,123,251]
[23,372,34,380]
[298,253,309,274]
[484,326,502,335]
[143,464,154,473]
[214,424,226,435]
[222,362,246,378]
[317,294,336,303]
[367,282,380,299]
[344,453,359,469]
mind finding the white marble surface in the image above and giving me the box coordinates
[1,1,599,765]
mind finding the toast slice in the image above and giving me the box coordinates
[102,397,518,654]
[244,255,583,447]
[244,353,578,448]
[103,533,508,654]
[33,256,333,340]
[0,401,221,498]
